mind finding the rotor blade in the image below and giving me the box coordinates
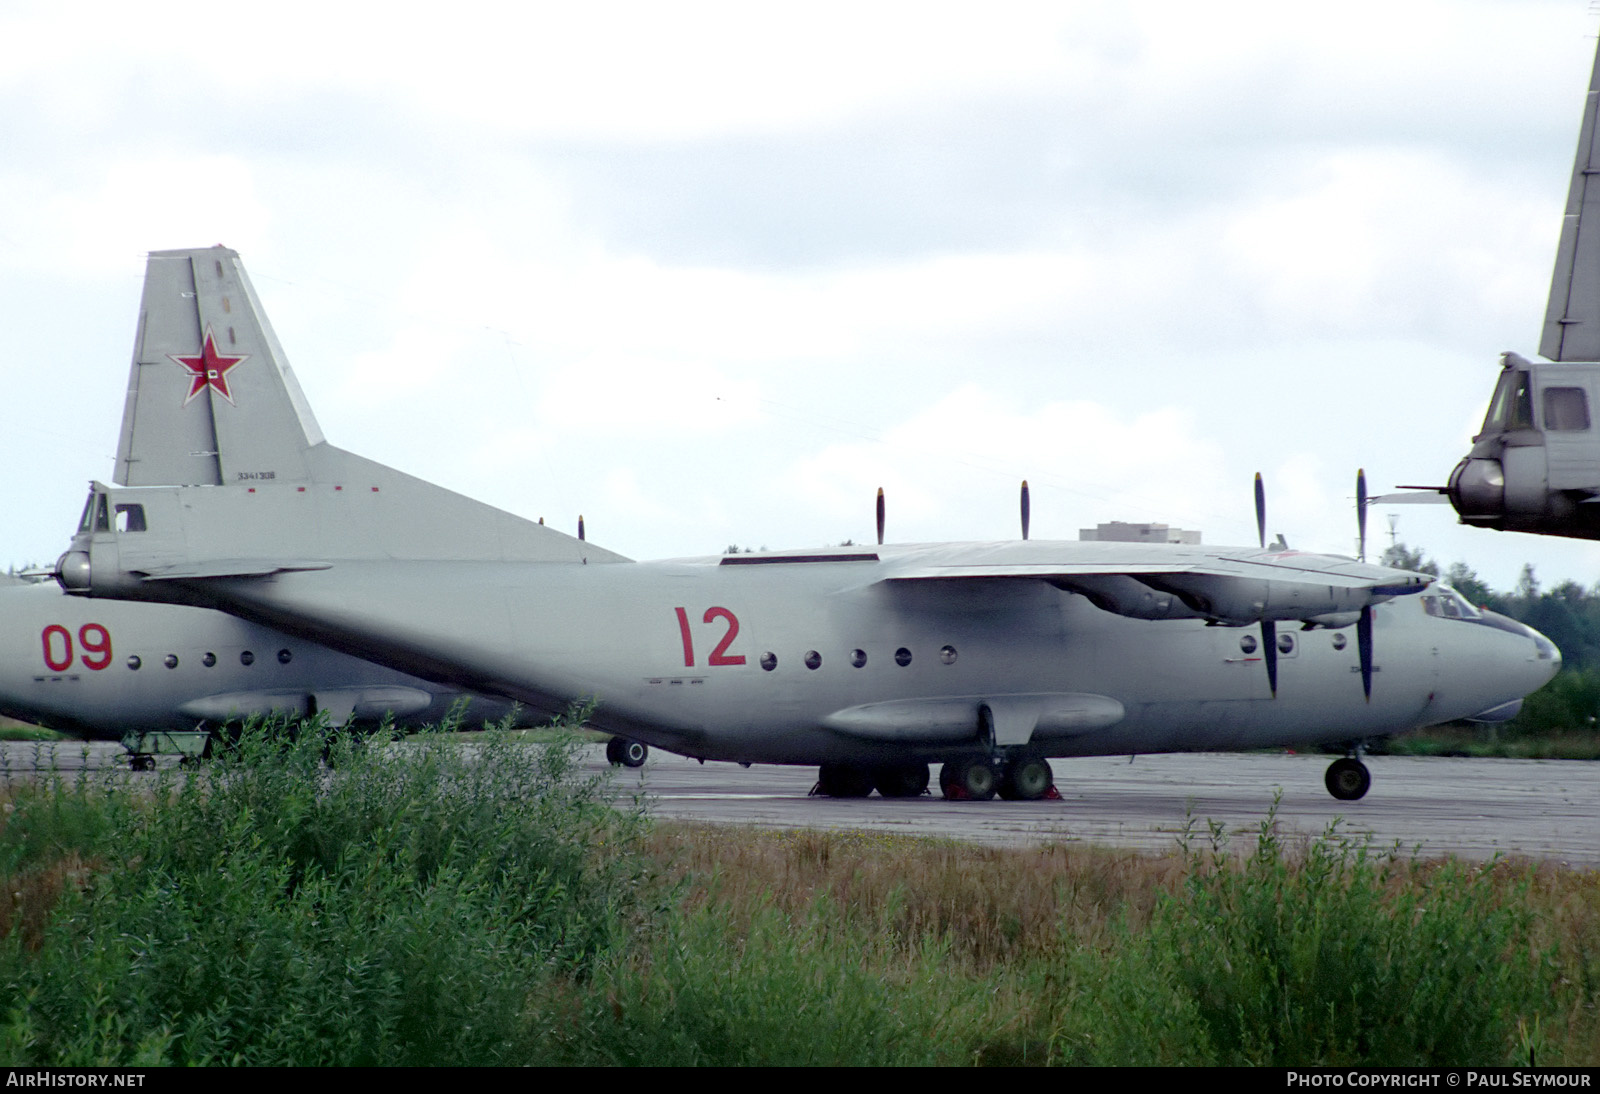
[876,488,885,546]
[1357,467,1368,563]
[1020,480,1031,541]
[1357,606,1373,701]
[1262,619,1278,698]
[1254,472,1266,550]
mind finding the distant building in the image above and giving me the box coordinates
[1079,521,1201,545]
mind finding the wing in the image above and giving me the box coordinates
[878,540,1430,626]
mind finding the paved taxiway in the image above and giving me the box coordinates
[5,741,1593,866]
[620,750,1597,866]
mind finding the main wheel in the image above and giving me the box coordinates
[939,758,997,801]
[816,762,874,798]
[606,737,648,767]
[998,758,1053,801]
[873,763,930,798]
[1325,757,1371,801]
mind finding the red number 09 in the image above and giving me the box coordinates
[41,624,113,672]
[674,607,746,667]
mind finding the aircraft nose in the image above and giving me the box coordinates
[1448,609,1560,724]
[1481,608,1561,683]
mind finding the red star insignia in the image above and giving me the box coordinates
[169,326,248,406]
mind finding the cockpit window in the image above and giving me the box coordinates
[1421,584,1482,621]
[1483,369,1534,432]
[1543,386,1591,432]
[77,493,97,534]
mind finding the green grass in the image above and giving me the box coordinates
[0,717,64,742]
[1379,725,1600,759]
[0,713,649,1065]
[559,814,1587,1067]
[2,724,1594,1067]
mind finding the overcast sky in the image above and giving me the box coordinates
[6,0,1600,592]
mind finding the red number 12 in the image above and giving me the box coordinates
[674,606,746,667]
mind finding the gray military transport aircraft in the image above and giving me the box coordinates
[1443,35,1600,537]
[46,248,1561,801]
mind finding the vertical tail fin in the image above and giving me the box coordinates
[94,245,630,568]
[1541,41,1600,362]
[114,246,325,486]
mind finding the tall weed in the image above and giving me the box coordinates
[1139,809,1550,1065]
[0,715,646,1065]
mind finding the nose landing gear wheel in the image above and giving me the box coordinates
[939,758,997,801]
[1325,757,1371,801]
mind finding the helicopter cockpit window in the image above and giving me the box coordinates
[1543,387,1591,432]
[91,494,110,533]
[1482,369,1534,432]
[115,504,146,533]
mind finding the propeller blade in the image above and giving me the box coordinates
[1357,605,1373,701]
[1254,472,1266,549]
[1356,468,1369,562]
[1262,619,1278,698]
[578,515,585,542]
[876,488,885,546]
[1020,480,1031,541]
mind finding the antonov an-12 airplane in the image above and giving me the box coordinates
[47,248,1559,800]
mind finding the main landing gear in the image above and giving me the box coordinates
[810,756,1057,801]
[814,762,928,798]
[606,736,649,768]
[1325,749,1372,801]
[940,756,1058,801]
